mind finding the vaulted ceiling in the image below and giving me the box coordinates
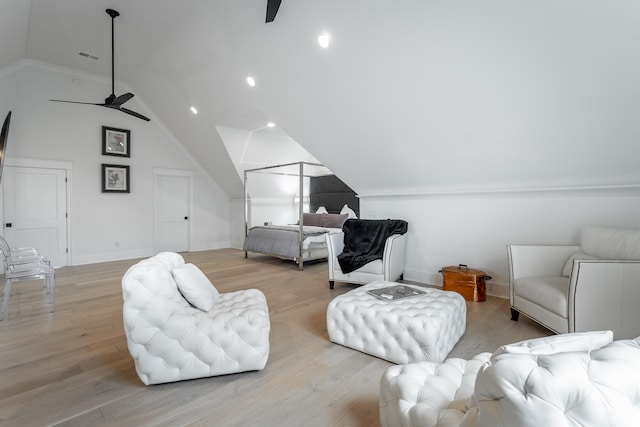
[3,0,640,198]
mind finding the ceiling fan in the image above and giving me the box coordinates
[50,9,150,122]
[266,0,282,23]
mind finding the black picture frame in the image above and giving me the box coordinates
[102,164,130,193]
[102,126,131,157]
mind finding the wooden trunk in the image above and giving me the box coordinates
[441,265,487,302]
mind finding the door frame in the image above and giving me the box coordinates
[153,168,193,253]
[1,156,72,266]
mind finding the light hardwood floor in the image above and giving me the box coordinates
[0,249,551,426]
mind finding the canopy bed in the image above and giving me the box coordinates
[243,162,358,270]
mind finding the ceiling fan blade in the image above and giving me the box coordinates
[266,0,282,23]
[50,99,102,106]
[120,107,150,122]
[111,93,134,106]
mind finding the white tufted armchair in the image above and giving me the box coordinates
[380,331,640,427]
[121,252,271,385]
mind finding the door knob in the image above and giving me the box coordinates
[184,216,188,220]
[5,223,11,228]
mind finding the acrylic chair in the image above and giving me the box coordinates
[0,237,55,321]
[0,235,44,265]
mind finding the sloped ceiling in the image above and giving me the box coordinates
[3,0,640,198]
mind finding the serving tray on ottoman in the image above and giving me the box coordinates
[326,281,466,364]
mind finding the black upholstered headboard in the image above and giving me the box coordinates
[309,175,359,216]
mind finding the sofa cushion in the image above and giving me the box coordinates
[172,263,219,311]
[580,225,640,260]
[512,276,568,317]
[333,258,383,274]
[491,330,613,359]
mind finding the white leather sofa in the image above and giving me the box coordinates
[326,232,407,289]
[508,225,640,338]
[380,331,640,427]
[121,252,271,385]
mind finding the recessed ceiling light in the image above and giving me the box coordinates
[267,122,276,128]
[318,32,331,48]
[190,106,198,115]
[246,76,256,87]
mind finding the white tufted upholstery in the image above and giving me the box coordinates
[327,281,466,364]
[380,353,492,427]
[380,331,640,427]
[122,252,271,385]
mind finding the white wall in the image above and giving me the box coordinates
[362,188,640,297]
[0,61,231,264]
[244,172,309,229]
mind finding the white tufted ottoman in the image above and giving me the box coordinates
[326,281,466,364]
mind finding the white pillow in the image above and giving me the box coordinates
[340,204,357,219]
[172,263,219,311]
[491,330,613,360]
[562,251,598,277]
[315,206,328,214]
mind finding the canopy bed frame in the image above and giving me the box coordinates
[243,161,358,270]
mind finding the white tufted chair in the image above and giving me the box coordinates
[121,252,271,385]
[508,225,640,338]
[380,331,640,427]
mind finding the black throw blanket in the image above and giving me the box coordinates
[337,219,408,274]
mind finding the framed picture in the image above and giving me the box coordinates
[102,126,131,157]
[102,164,130,193]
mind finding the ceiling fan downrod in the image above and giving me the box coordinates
[105,9,120,104]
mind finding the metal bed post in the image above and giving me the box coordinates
[298,161,304,270]
[244,169,248,259]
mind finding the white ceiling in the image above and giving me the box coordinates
[3,0,640,198]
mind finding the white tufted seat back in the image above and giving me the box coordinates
[381,331,640,427]
[471,335,640,427]
[122,252,271,385]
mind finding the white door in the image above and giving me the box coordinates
[155,172,191,253]
[3,166,68,266]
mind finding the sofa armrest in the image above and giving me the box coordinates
[326,232,344,280]
[383,233,407,282]
[507,244,579,281]
[326,232,344,257]
[569,260,640,339]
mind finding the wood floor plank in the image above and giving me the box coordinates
[0,249,551,426]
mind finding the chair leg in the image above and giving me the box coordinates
[510,308,520,321]
[47,272,55,312]
[329,280,334,290]
[1,278,12,321]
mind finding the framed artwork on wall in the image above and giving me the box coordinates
[102,164,130,193]
[102,126,131,157]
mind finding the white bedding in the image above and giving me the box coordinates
[243,225,341,260]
